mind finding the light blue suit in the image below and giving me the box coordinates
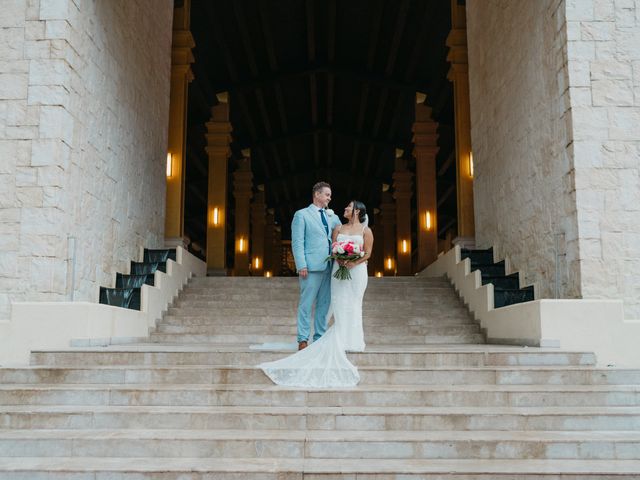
[291,204,342,342]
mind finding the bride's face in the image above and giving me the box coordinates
[344,202,360,221]
[343,202,353,220]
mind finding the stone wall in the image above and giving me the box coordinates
[468,0,640,318]
[564,0,640,318]
[0,0,173,320]
[467,0,581,300]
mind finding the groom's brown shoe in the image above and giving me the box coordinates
[298,341,308,350]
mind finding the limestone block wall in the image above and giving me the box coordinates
[564,0,640,318]
[0,0,173,320]
[467,0,581,300]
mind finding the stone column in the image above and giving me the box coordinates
[447,0,475,244]
[272,225,283,276]
[371,209,385,276]
[205,94,231,275]
[380,188,397,276]
[413,95,440,271]
[250,186,266,276]
[263,209,276,276]
[233,151,253,276]
[165,0,195,247]
[393,154,414,275]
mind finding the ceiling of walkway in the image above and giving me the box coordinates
[185,0,456,244]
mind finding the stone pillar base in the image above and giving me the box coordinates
[453,236,476,249]
[165,236,190,248]
[207,268,227,276]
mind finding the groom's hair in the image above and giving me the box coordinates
[312,182,331,196]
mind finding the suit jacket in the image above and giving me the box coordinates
[291,204,342,272]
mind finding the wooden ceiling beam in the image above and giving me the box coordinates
[232,1,274,139]
[185,143,208,179]
[359,0,410,197]
[438,150,455,176]
[215,63,419,95]
[349,0,384,199]
[404,0,438,81]
[258,0,289,133]
[255,0,293,205]
[244,125,400,151]
[437,184,455,208]
[206,1,294,206]
[438,216,457,236]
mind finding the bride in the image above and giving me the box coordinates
[258,200,374,388]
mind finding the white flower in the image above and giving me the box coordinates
[359,251,365,257]
[337,245,345,254]
[325,208,334,217]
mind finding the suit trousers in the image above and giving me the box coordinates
[297,265,331,342]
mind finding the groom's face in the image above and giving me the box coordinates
[315,187,332,208]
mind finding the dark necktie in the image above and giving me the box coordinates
[319,209,329,236]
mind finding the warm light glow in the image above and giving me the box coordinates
[375,271,383,278]
[402,240,408,253]
[425,211,432,231]
[166,153,173,178]
[238,238,246,253]
[469,152,474,178]
[386,258,393,270]
[254,257,261,269]
[212,207,220,226]
[265,271,272,278]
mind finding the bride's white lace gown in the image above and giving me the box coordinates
[258,232,368,388]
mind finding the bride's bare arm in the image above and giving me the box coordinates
[331,223,341,244]
[347,228,373,268]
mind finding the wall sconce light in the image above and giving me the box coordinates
[386,257,394,270]
[402,239,409,253]
[425,211,432,231]
[166,153,173,178]
[238,238,246,253]
[375,271,383,278]
[254,257,261,269]
[469,151,474,178]
[210,207,221,226]
[265,271,272,278]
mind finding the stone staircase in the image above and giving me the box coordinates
[1,276,640,478]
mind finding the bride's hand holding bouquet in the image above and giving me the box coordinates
[327,240,365,280]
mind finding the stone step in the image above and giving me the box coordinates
[187,276,448,284]
[173,298,467,308]
[165,306,468,317]
[2,428,640,459]
[180,287,458,296]
[1,384,637,407]
[4,366,637,386]
[0,457,639,479]
[3,405,640,431]
[147,333,487,345]
[159,314,475,326]
[179,290,461,299]
[154,324,482,335]
[29,346,597,367]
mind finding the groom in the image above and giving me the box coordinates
[291,181,341,350]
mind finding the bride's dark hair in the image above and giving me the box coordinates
[350,200,367,223]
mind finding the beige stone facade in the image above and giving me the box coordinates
[0,0,638,322]
[0,0,173,320]
[565,0,640,318]
[467,0,640,318]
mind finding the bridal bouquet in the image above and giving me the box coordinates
[327,240,365,280]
